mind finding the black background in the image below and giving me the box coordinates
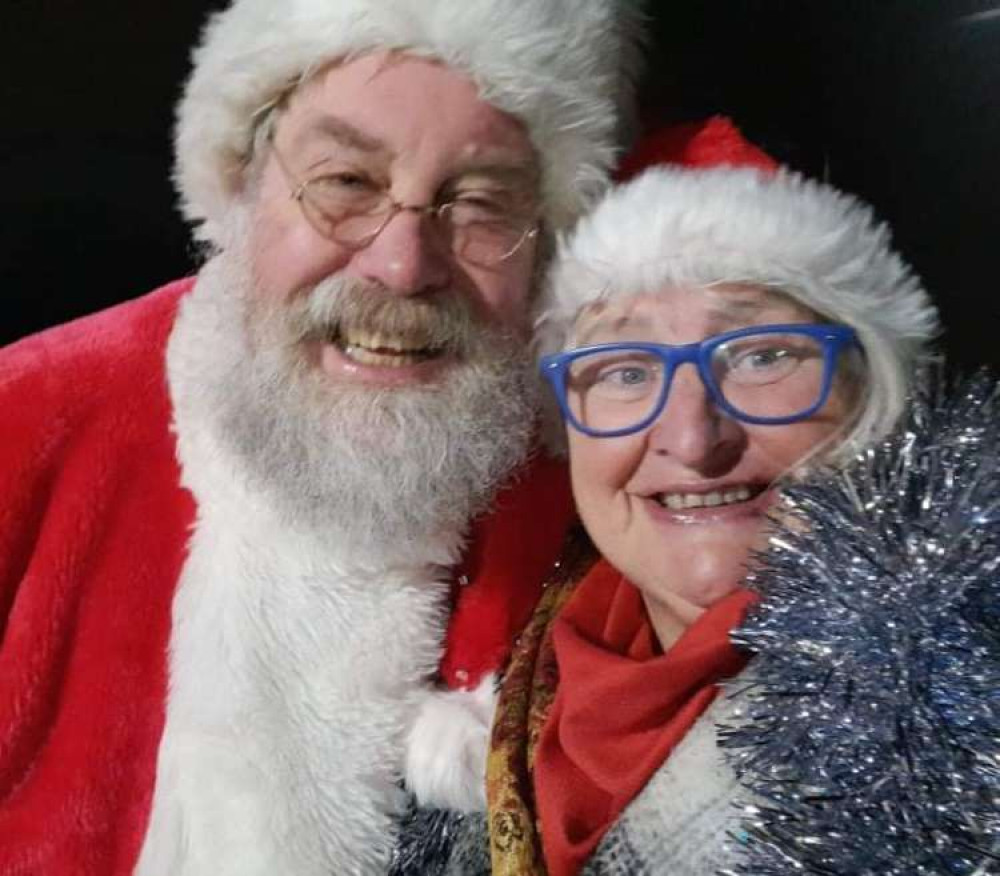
[3,1,999,367]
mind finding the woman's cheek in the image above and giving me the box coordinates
[569,432,643,520]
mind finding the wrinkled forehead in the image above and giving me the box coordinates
[270,50,539,173]
[569,283,822,346]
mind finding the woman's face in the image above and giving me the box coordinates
[566,285,858,644]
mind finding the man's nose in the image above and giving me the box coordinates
[349,209,452,295]
[646,365,745,474]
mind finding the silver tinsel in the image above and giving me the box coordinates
[719,368,1000,876]
[389,802,490,876]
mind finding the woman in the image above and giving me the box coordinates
[483,120,948,876]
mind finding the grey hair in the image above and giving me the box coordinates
[535,272,932,466]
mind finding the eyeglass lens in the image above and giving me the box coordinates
[565,331,832,433]
[297,179,533,266]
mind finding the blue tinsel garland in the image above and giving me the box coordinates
[720,368,1000,876]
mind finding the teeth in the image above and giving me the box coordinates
[337,327,442,367]
[343,346,426,367]
[657,485,754,510]
[725,486,752,503]
[341,328,434,355]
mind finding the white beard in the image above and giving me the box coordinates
[137,226,539,875]
[172,233,538,563]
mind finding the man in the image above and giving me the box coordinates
[0,1,643,874]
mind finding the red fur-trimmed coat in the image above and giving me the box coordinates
[0,278,572,875]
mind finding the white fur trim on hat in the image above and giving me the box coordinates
[174,0,646,244]
[539,165,939,364]
[537,166,942,454]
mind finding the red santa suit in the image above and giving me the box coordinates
[1,0,644,868]
[0,279,573,875]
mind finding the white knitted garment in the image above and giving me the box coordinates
[584,691,745,876]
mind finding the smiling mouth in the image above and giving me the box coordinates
[333,327,445,367]
[653,484,767,511]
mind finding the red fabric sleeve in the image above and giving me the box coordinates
[0,281,196,875]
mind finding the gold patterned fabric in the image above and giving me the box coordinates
[486,528,598,876]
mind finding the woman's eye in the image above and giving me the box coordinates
[570,353,661,398]
[722,343,815,386]
[736,347,791,370]
[596,365,651,386]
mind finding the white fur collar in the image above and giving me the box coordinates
[135,280,467,875]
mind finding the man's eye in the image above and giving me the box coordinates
[311,172,379,196]
[448,193,512,222]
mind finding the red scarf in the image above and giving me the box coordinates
[533,559,755,876]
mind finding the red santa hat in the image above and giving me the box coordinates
[173,0,646,244]
[537,116,940,447]
[615,115,779,178]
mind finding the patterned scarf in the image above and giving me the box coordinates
[486,530,753,876]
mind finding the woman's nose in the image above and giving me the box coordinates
[349,209,453,296]
[646,366,746,474]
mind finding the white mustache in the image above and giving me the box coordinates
[290,276,481,356]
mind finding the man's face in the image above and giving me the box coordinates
[180,53,543,548]
[246,51,541,389]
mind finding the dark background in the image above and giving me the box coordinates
[3,1,999,366]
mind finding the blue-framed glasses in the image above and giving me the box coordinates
[540,323,860,438]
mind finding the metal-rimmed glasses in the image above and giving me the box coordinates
[270,143,540,268]
[540,323,861,438]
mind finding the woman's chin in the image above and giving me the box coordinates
[625,529,759,625]
[637,575,743,648]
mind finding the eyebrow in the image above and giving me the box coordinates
[442,161,541,197]
[289,115,539,194]
[576,311,655,344]
[574,296,789,345]
[703,299,772,327]
[294,115,392,163]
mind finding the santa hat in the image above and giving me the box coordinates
[538,117,940,445]
[174,0,646,244]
